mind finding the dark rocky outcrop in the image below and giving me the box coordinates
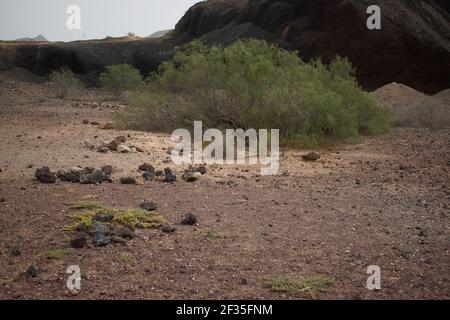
[174,0,450,94]
[0,0,448,93]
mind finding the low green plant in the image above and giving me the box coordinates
[44,248,72,259]
[200,229,222,241]
[265,274,332,298]
[64,208,167,232]
[100,64,144,97]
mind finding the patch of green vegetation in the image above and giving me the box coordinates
[119,253,135,263]
[45,248,72,260]
[100,64,144,97]
[265,274,332,299]
[114,39,390,148]
[69,201,105,210]
[64,208,167,232]
[200,229,222,241]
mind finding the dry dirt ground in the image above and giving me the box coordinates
[0,70,449,300]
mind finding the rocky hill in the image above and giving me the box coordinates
[174,0,450,94]
[0,0,448,93]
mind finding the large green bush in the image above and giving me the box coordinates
[115,40,389,147]
[100,64,143,96]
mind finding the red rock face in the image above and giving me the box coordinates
[175,0,450,94]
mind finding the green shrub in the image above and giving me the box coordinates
[100,64,143,97]
[49,68,83,99]
[115,40,389,147]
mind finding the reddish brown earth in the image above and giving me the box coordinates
[0,70,449,300]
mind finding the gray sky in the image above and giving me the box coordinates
[0,0,200,41]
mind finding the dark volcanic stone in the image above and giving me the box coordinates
[120,177,137,185]
[302,152,321,162]
[57,170,80,183]
[93,211,114,223]
[80,169,108,184]
[101,165,113,176]
[118,226,135,239]
[139,163,155,172]
[163,168,176,183]
[143,171,155,181]
[181,212,198,226]
[89,222,111,236]
[70,232,88,248]
[26,265,38,278]
[140,201,157,211]
[92,233,111,247]
[161,223,176,233]
[35,167,57,183]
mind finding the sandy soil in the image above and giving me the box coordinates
[0,71,449,300]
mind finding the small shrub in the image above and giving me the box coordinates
[44,248,72,260]
[49,68,82,99]
[265,274,332,298]
[100,64,144,97]
[200,229,222,240]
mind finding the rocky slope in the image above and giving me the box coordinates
[0,0,449,93]
[174,0,450,94]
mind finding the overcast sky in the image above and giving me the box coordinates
[0,0,200,41]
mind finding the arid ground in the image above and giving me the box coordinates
[0,69,449,299]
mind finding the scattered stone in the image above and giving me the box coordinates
[90,121,100,125]
[302,152,321,162]
[35,167,57,184]
[93,211,113,223]
[117,144,132,153]
[161,223,176,233]
[80,169,108,184]
[182,171,201,182]
[181,212,198,226]
[120,176,136,185]
[163,168,176,183]
[89,222,111,236]
[83,140,96,150]
[118,226,135,239]
[92,233,111,247]
[84,167,95,174]
[100,122,113,130]
[107,136,127,151]
[26,265,38,278]
[139,163,155,172]
[194,165,207,175]
[10,249,21,257]
[82,119,90,124]
[135,146,144,153]
[57,170,80,183]
[70,166,84,175]
[140,201,157,211]
[110,236,127,245]
[101,165,113,176]
[97,146,109,153]
[143,171,155,181]
[70,232,88,248]
[239,278,248,285]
